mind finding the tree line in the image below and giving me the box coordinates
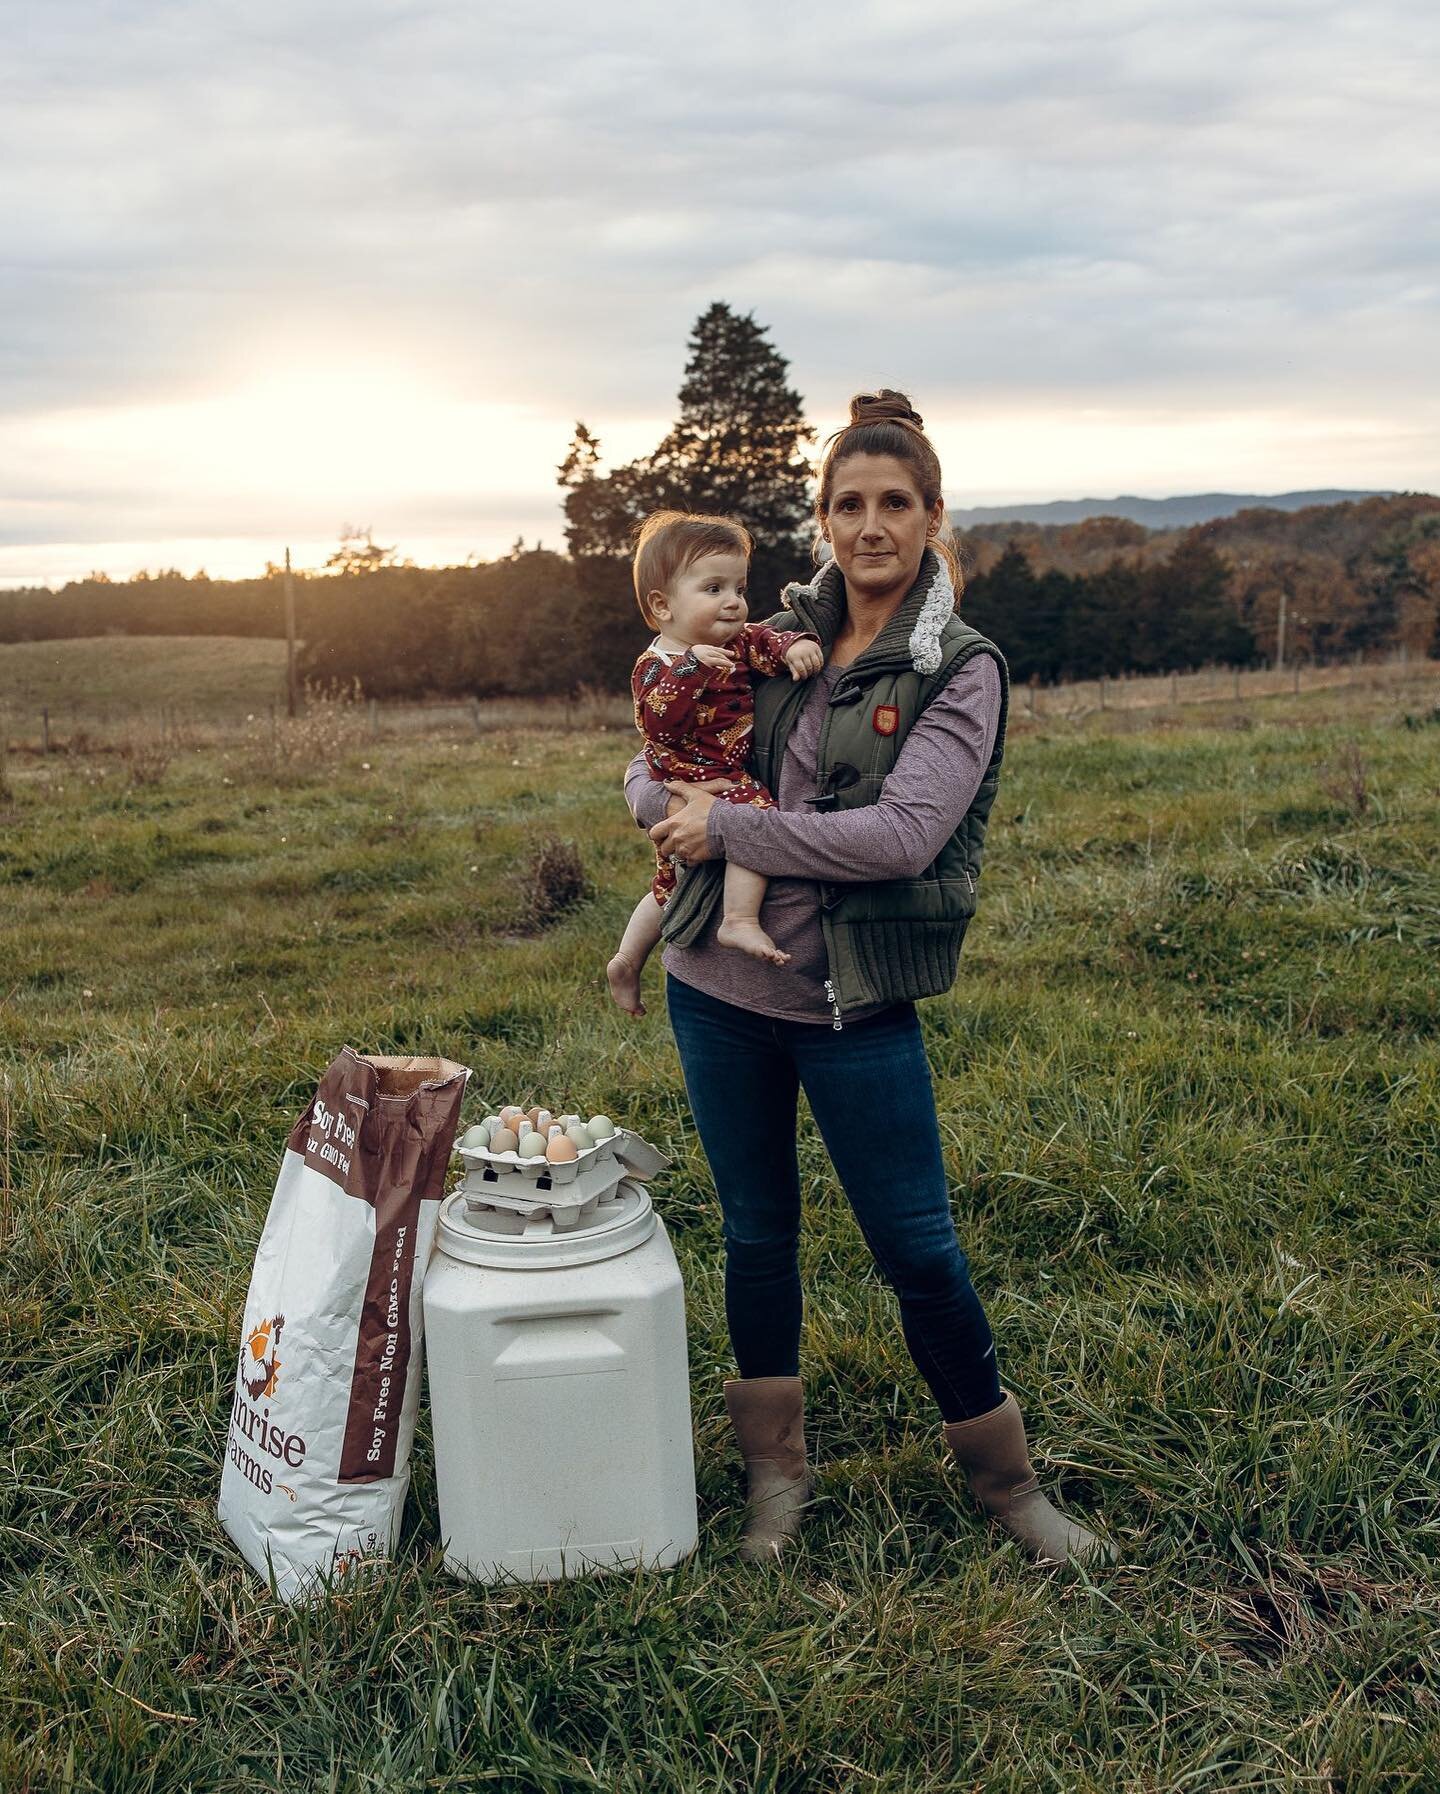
[3,304,1437,692]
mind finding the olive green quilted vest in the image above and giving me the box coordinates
[660,552,1009,1021]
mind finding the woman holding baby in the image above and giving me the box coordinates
[624,391,1108,1567]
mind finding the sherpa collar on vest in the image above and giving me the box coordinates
[779,547,955,676]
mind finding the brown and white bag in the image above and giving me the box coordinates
[219,1049,469,1599]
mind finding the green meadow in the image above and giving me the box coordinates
[2,662,1438,1792]
[0,636,291,720]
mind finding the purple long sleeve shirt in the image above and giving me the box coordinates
[624,653,1002,1024]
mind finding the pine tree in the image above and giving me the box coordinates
[559,303,815,612]
[960,542,1069,683]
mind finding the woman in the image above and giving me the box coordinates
[625,391,1106,1567]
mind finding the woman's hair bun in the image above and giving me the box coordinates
[849,388,925,431]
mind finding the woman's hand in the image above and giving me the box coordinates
[660,776,735,818]
[650,781,724,862]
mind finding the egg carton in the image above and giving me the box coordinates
[459,1179,617,1233]
[452,1127,667,1200]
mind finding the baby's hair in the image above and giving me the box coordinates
[632,511,753,629]
[817,389,961,588]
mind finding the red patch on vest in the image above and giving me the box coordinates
[872,704,899,736]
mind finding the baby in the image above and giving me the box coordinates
[606,510,823,1017]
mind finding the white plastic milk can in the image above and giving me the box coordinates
[424,1171,698,1582]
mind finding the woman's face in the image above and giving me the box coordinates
[821,454,942,603]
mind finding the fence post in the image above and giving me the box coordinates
[1099,676,1107,709]
[41,707,50,755]
[284,547,298,718]
[1232,667,1240,699]
[1293,663,1300,695]
[368,698,378,740]
[1027,682,1036,717]
[1170,671,1178,705]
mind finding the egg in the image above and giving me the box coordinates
[488,1126,519,1154]
[459,1124,489,1150]
[482,1114,503,1132]
[534,1109,554,1134]
[545,1135,579,1163]
[498,1106,524,1130]
[525,1107,544,1128]
[557,1113,580,1129]
[518,1132,548,1159]
[565,1124,594,1150]
[588,1114,616,1141]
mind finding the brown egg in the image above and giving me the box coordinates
[488,1126,519,1154]
[525,1107,543,1128]
[545,1134,579,1163]
[498,1106,524,1130]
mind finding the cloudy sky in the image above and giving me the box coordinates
[3,0,1437,585]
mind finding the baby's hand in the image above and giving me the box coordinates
[690,644,735,672]
[785,639,825,681]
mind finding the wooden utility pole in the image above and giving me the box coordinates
[1275,583,1288,672]
[284,547,298,718]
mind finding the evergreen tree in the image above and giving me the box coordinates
[961,542,1073,683]
[1063,557,1147,677]
[559,303,815,614]
[1144,538,1256,669]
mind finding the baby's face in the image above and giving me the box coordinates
[652,551,749,648]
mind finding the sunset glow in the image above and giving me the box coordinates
[3,1,1436,587]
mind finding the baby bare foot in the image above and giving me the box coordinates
[716,917,791,966]
[606,954,646,1017]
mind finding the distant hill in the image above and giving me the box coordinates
[949,490,1394,529]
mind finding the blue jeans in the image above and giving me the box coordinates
[665,975,1003,1422]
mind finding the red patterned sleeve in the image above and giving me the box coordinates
[632,649,721,747]
[735,622,821,678]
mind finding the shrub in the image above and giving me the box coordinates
[1318,743,1370,817]
[241,678,366,777]
[514,835,592,933]
[117,736,171,788]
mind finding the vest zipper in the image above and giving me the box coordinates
[823,978,844,1031]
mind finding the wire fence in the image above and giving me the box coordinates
[2,650,1437,757]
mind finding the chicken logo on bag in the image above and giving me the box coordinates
[228,1307,310,1495]
[243,1313,285,1401]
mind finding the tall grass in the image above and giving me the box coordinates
[1,682,1437,1791]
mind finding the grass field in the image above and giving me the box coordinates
[0,636,292,721]
[2,669,1439,1792]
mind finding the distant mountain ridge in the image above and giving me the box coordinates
[949,490,1394,529]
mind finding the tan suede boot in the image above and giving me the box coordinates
[943,1392,1110,1568]
[723,1375,811,1563]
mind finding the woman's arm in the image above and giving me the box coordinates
[706,654,1002,882]
[624,749,742,831]
[624,748,673,831]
